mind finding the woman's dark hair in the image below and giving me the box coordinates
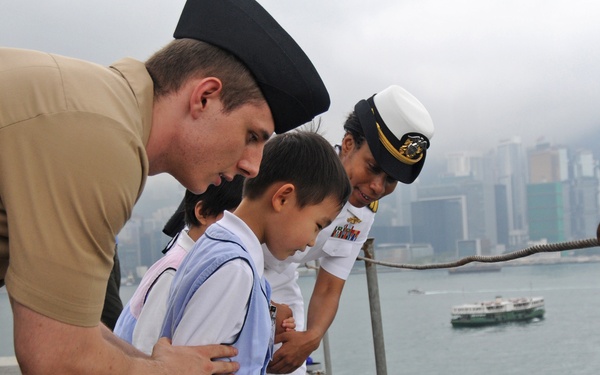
[342,111,367,149]
[244,131,351,210]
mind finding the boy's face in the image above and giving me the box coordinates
[339,134,398,208]
[266,195,341,260]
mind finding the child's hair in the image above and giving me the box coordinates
[162,176,244,238]
[184,175,245,227]
[244,131,351,209]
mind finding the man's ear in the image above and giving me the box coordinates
[190,77,223,119]
[272,183,296,213]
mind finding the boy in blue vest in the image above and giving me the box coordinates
[160,131,351,375]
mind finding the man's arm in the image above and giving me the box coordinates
[267,268,345,374]
[12,298,239,375]
[101,323,147,357]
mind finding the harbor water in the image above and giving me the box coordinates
[1,262,599,374]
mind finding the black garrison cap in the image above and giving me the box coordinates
[174,0,330,133]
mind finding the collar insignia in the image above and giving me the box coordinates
[368,200,379,213]
[347,214,362,224]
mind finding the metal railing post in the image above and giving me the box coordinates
[314,259,333,374]
[322,330,332,374]
[362,238,387,375]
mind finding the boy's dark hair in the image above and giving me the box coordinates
[146,39,264,112]
[342,111,367,149]
[184,175,245,227]
[244,131,351,209]
[162,175,244,238]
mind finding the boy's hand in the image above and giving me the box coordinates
[281,317,296,332]
[271,302,293,336]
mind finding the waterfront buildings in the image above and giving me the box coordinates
[118,138,600,275]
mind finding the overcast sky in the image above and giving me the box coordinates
[3,0,600,177]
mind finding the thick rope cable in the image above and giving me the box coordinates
[356,237,599,270]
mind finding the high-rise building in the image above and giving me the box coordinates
[495,137,529,248]
[411,196,466,257]
[418,177,499,253]
[529,142,569,183]
[494,184,509,247]
[527,143,572,243]
[527,182,571,242]
[445,150,495,184]
[570,149,599,240]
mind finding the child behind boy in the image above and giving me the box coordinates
[114,176,244,354]
[160,131,351,375]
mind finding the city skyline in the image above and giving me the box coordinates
[121,130,600,278]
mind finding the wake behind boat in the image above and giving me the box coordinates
[451,296,545,327]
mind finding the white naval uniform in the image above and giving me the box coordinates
[263,201,376,375]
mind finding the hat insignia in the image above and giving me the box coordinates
[377,123,427,166]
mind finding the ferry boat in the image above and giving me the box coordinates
[451,296,545,327]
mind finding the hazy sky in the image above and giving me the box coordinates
[3,0,600,174]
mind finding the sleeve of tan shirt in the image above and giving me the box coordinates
[3,111,145,327]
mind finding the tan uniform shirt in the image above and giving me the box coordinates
[0,48,153,326]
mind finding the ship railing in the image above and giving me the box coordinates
[314,234,600,375]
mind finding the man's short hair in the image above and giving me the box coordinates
[145,39,264,113]
[244,131,351,209]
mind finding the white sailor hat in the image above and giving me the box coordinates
[174,0,330,134]
[354,85,434,184]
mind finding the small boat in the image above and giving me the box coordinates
[451,296,545,327]
[448,263,502,275]
[408,288,425,295]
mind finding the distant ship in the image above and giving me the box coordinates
[448,263,502,275]
[451,296,545,327]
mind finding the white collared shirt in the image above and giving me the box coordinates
[133,230,195,354]
[172,211,264,346]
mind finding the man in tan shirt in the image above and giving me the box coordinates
[0,0,330,374]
